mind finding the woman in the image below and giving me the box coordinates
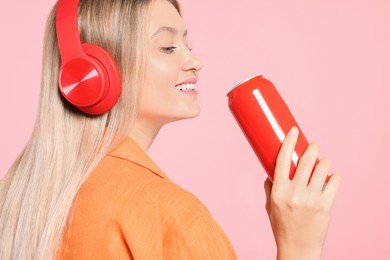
[0,0,340,259]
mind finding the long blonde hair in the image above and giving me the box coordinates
[0,0,180,259]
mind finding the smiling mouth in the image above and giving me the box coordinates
[175,83,196,91]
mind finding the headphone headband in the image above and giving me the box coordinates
[56,0,85,64]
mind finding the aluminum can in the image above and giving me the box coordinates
[227,75,315,182]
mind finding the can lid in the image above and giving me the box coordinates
[227,74,263,96]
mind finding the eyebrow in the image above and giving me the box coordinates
[151,26,188,39]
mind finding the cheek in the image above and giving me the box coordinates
[149,55,179,86]
[140,56,180,114]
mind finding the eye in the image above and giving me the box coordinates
[160,46,177,54]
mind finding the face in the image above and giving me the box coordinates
[137,0,203,129]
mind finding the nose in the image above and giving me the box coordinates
[182,50,203,72]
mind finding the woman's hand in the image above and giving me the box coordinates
[264,127,341,260]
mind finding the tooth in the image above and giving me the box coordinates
[175,83,196,91]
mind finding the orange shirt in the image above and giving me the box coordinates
[57,137,237,259]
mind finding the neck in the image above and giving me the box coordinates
[128,119,162,151]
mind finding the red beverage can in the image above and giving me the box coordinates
[227,75,316,182]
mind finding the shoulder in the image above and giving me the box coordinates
[60,138,236,259]
[78,151,210,224]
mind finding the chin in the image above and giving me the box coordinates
[168,107,201,123]
[178,110,201,120]
[185,106,201,118]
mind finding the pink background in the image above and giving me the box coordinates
[1,0,389,259]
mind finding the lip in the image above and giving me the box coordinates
[175,78,198,86]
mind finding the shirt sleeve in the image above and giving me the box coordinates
[164,215,237,260]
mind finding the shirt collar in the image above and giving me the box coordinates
[108,137,169,180]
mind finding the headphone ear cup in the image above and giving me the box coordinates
[77,44,121,115]
[57,43,121,115]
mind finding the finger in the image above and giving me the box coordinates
[264,178,272,215]
[322,173,341,208]
[274,127,299,184]
[308,157,332,192]
[292,142,320,187]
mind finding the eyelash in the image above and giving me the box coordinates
[160,46,177,54]
[160,46,193,54]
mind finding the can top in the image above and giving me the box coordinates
[227,74,263,96]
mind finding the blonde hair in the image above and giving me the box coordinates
[0,0,180,259]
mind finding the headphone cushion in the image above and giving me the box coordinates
[79,44,121,115]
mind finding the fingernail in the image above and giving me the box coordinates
[288,126,298,136]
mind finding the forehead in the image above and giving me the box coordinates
[148,0,185,36]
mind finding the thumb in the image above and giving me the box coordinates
[264,178,272,215]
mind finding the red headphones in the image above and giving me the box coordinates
[56,0,121,115]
